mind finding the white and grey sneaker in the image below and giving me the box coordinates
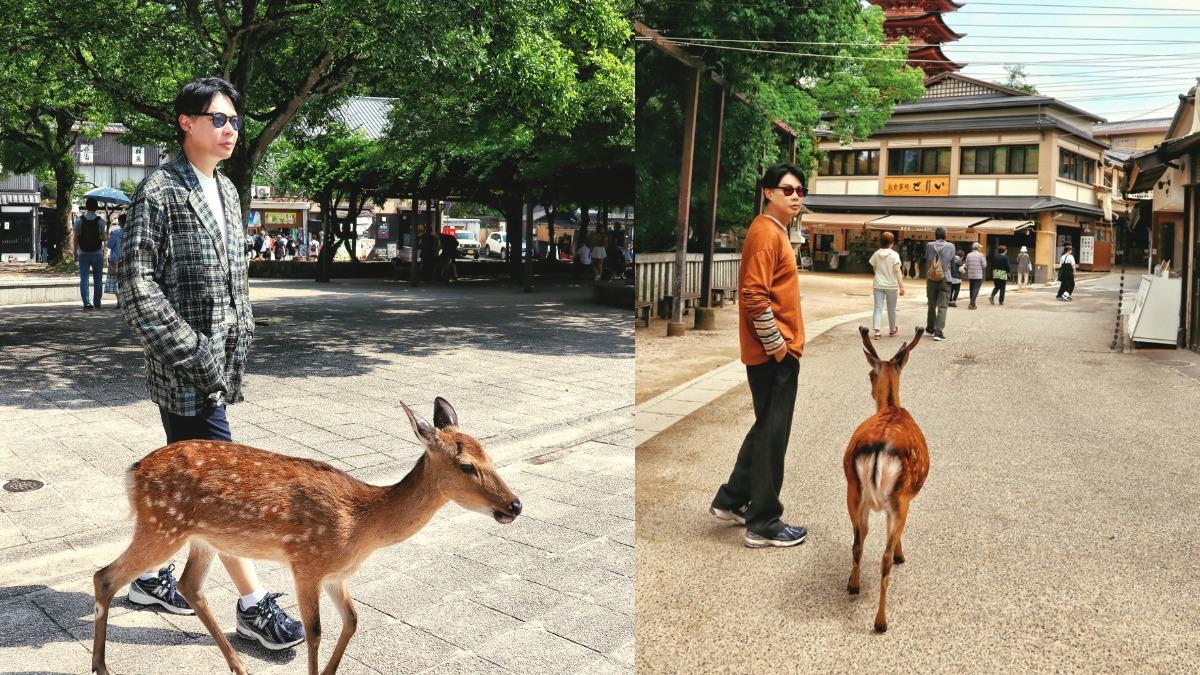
[128,564,194,615]
[709,504,749,525]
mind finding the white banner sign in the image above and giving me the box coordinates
[1080,236,1095,265]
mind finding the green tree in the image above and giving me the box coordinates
[634,1,924,251]
[1000,64,1039,95]
[0,0,109,262]
[275,122,387,280]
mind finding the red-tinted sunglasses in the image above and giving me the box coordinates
[775,185,807,197]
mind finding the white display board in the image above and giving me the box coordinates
[1080,236,1094,265]
[1127,274,1181,345]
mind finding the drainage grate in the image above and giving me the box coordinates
[4,478,44,493]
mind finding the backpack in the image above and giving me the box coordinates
[928,242,946,282]
[78,216,103,252]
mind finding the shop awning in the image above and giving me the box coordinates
[800,213,886,227]
[971,219,1033,234]
[866,215,986,231]
[0,192,39,205]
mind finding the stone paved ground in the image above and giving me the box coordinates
[0,278,633,674]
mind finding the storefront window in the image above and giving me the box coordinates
[888,147,949,176]
[819,149,879,176]
[960,144,1038,175]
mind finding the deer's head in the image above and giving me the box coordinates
[402,398,521,524]
[859,326,923,410]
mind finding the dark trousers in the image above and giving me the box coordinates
[159,404,232,444]
[949,282,961,302]
[990,279,1007,304]
[713,354,799,538]
[925,279,949,332]
[968,278,983,306]
[1057,270,1075,298]
[79,252,104,307]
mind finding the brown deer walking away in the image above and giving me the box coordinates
[844,327,929,633]
[91,397,521,675]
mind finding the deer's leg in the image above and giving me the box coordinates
[846,483,867,595]
[875,496,911,634]
[320,579,358,675]
[177,541,247,675]
[92,527,181,675]
[294,575,322,675]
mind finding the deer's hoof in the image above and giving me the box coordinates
[874,621,888,633]
[893,554,906,564]
[847,584,859,595]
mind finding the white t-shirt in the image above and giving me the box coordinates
[1060,253,1076,267]
[576,243,591,265]
[591,245,607,261]
[869,248,902,289]
[190,162,228,252]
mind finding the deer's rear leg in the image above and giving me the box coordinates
[875,497,911,634]
[846,485,868,595]
[320,579,358,675]
[92,529,181,674]
[293,575,322,675]
[177,541,248,675]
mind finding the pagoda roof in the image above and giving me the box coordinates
[882,11,965,44]
[908,44,965,74]
[870,0,964,16]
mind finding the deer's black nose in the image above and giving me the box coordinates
[509,500,522,517]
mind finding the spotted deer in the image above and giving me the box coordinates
[844,327,929,633]
[92,397,521,675]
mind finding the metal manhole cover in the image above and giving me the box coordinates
[1158,360,1194,367]
[4,478,44,493]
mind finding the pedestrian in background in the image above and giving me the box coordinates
[104,213,125,302]
[868,231,905,339]
[990,244,1011,306]
[591,232,607,280]
[73,197,106,310]
[907,238,922,278]
[925,226,955,342]
[1057,244,1077,301]
[965,242,987,309]
[948,247,964,308]
[1017,245,1032,289]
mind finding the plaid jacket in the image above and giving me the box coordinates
[118,154,253,415]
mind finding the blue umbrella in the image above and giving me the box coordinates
[84,186,131,206]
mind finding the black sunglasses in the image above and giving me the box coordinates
[774,185,807,197]
[193,111,243,131]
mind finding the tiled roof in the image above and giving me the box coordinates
[1091,118,1172,135]
[330,97,398,139]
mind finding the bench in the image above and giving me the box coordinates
[710,287,736,308]
[635,301,652,328]
[657,293,702,319]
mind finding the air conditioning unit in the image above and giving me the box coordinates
[253,185,271,199]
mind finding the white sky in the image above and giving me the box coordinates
[943,0,1200,122]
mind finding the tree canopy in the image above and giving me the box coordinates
[634,0,924,251]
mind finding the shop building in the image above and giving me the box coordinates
[803,73,1125,279]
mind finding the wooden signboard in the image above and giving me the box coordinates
[883,176,950,197]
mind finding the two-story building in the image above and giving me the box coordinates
[802,73,1124,280]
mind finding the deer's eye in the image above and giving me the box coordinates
[459,463,477,476]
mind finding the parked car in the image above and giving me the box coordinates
[455,230,480,259]
[483,231,507,258]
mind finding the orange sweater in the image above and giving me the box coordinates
[739,214,805,365]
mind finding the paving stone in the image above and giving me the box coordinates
[541,597,633,654]
[476,624,599,673]
[343,622,461,674]
[405,599,524,651]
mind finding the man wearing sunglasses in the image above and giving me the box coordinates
[118,77,305,651]
[710,163,809,549]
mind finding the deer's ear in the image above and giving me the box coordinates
[433,397,458,429]
[401,402,438,447]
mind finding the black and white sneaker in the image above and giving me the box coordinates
[709,503,749,525]
[236,592,305,650]
[932,332,946,342]
[745,524,808,548]
[128,564,194,615]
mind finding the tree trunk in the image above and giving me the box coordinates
[51,159,76,264]
[503,191,523,283]
[316,201,334,282]
[523,200,534,292]
[578,204,590,273]
[222,149,255,228]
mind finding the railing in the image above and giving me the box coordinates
[634,252,741,305]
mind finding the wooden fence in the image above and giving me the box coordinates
[634,252,741,306]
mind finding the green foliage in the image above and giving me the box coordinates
[634,0,924,251]
[118,178,140,198]
[1000,64,1039,95]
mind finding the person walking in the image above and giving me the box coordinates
[868,232,905,339]
[990,244,1011,305]
[906,237,922,279]
[711,163,808,549]
[104,213,125,303]
[948,247,964,308]
[591,233,607,280]
[576,237,591,274]
[117,77,304,650]
[924,227,955,342]
[965,242,987,309]
[73,197,107,310]
[1017,245,1032,290]
[1057,243,1077,301]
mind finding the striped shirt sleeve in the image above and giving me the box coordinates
[740,247,787,356]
